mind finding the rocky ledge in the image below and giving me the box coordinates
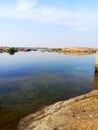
[19,90,98,130]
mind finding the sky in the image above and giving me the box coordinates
[0,0,98,48]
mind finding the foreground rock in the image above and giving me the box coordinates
[19,90,98,130]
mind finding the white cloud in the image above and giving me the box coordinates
[16,0,37,11]
[0,0,98,31]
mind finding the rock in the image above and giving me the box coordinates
[18,90,98,130]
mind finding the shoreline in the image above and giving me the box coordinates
[18,90,98,130]
[0,47,97,55]
[42,47,97,55]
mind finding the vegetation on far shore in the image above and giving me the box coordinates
[8,47,16,55]
[0,46,97,55]
[52,48,62,51]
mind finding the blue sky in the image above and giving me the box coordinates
[0,0,98,47]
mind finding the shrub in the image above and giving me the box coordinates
[8,47,16,55]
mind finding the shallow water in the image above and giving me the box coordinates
[0,51,96,130]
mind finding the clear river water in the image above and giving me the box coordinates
[0,51,96,130]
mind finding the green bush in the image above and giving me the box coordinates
[8,48,16,55]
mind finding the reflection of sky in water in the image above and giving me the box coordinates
[0,52,95,77]
[0,51,96,129]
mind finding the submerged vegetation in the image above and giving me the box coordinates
[0,104,21,130]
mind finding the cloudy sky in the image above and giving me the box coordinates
[0,0,98,47]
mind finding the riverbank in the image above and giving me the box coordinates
[0,47,38,53]
[42,47,97,55]
[0,47,97,55]
[19,90,98,130]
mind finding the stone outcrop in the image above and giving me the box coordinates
[19,90,98,130]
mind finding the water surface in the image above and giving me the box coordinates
[0,51,96,130]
